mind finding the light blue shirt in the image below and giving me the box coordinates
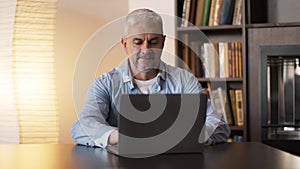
[71,60,230,147]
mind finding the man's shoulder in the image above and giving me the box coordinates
[95,66,124,84]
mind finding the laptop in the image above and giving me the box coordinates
[106,93,207,157]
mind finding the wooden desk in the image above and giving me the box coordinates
[0,142,299,169]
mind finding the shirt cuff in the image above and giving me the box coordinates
[205,138,214,146]
[93,129,115,148]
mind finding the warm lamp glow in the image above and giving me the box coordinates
[12,0,59,143]
[0,0,20,143]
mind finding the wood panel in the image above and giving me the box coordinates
[247,26,300,141]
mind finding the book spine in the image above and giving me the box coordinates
[190,41,197,75]
[232,0,242,25]
[234,42,239,77]
[183,0,192,27]
[195,0,205,27]
[238,42,243,77]
[229,89,237,125]
[228,42,233,77]
[189,0,198,25]
[181,0,187,27]
[213,43,219,77]
[208,0,217,26]
[220,0,235,25]
[235,89,244,126]
[212,0,224,26]
[182,34,190,69]
[224,42,229,77]
[202,0,212,26]
[201,43,211,77]
[219,42,225,78]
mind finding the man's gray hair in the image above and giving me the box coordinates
[124,8,163,36]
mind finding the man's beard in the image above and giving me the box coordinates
[135,52,159,72]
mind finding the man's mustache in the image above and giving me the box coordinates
[137,52,154,59]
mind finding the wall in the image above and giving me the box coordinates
[55,0,176,143]
[55,0,128,143]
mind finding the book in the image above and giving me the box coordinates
[190,41,203,77]
[212,0,224,26]
[209,87,233,125]
[232,0,242,25]
[210,88,223,118]
[228,42,233,77]
[202,0,212,26]
[208,0,217,26]
[228,89,237,125]
[218,87,233,125]
[213,43,220,77]
[223,89,234,125]
[189,0,198,25]
[234,42,239,77]
[201,43,211,77]
[224,42,229,77]
[235,89,244,126]
[177,0,186,26]
[182,0,192,27]
[195,0,205,27]
[218,42,225,78]
[190,41,197,75]
[220,0,235,25]
[180,0,187,27]
[182,34,190,69]
[230,42,236,77]
[237,42,243,77]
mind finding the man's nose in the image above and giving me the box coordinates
[141,41,150,49]
[141,42,150,54]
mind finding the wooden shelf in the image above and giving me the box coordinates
[230,125,244,131]
[246,22,300,29]
[197,78,243,82]
[177,25,243,32]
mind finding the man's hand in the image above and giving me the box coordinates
[108,129,119,145]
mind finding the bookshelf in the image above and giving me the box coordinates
[175,0,247,142]
[175,0,300,146]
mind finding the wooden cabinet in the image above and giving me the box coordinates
[175,0,300,143]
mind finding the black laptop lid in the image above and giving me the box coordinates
[118,93,207,157]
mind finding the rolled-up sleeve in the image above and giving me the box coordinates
[71,75,117,147]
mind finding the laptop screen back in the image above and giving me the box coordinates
[118,93,207,157]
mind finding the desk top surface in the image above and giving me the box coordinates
[0,142,299,169]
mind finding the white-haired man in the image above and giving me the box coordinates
[71,8,230,147]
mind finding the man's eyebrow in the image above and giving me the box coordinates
[131,36,160,41]
[132,37,143,41]
[149,37,159,40]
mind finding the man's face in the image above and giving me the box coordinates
[122,24,165,73]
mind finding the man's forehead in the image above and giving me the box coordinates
[126,33,163,39]
[125,23,163,37]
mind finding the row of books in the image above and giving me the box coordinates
[179,35,204,78]
[201,41,243,78]
[209,86,244,126]
[228,135,244,142]
[180,0,243,27]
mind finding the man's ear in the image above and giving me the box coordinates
[162,35,166,48]
[121,38,128,54]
